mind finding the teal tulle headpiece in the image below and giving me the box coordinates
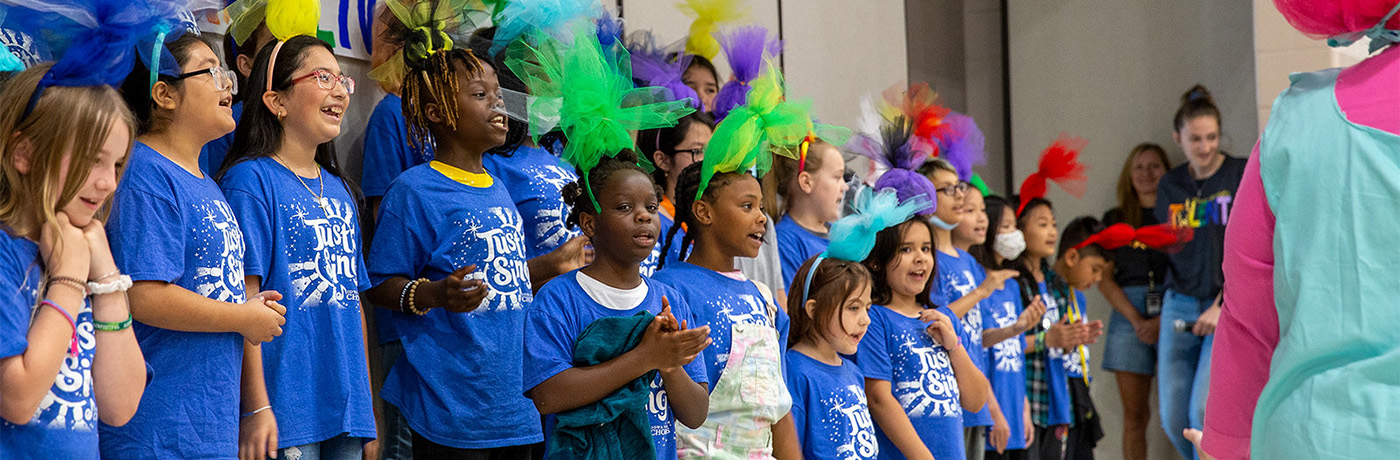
[800,187,931,302]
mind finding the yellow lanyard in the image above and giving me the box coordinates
[1065,288,1091,385]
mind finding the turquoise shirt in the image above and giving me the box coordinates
[1254,68,1400,458]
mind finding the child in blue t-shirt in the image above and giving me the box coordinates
[785,256,879,460]
[935,182,1021,454]
[363,46,541,457]
[0,66,145,460]
[772,139,847,290]
[523,151,711,460]
[652,164,796,458]
[972,195,1046,458]
[218,35,375,457]
[103,32,292,460]
[634,113,714,276]
[855,217,990,460]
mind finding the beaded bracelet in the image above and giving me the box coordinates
[40,300,80,357]
[48,276,89,297]
[405,278,429,315]
[94,313,133,332]
[398,279,414,312]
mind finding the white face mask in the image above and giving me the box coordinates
[994,230,1027,260]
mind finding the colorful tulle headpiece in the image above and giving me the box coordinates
[712,25,781,120]
[490,0,602,56]
[506,24,695,211]
[1072,223,1191,253]
[677,0,748,61]
[628,30,699,107]
[1017,133,1089,216]
[799,187,931,301]
[225,0,321,45]
[2,0,187,115]
[701,59,840,200]
[969,174,991,197]
[933,111,986,182]
[370,0,489,87]
[849,82,952,215]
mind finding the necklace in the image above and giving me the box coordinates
[276,154,329,213]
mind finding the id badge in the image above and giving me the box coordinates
[1145,292,1164,317]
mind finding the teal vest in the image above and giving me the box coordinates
[1255,68,1400,457]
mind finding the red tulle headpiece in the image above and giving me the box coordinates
[882,82,952,144]
[1017,134,1089,216]
[1073,223,1193,252]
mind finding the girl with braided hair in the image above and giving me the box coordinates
[362,1,540,457]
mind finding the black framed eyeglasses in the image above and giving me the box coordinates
[673,148,704,163]
[936,182,970,197]
[168,67,238,95]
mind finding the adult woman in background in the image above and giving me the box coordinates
[1099,143,1171,460]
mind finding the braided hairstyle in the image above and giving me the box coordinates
[382,14,485,153]
[656,162,751,270]
[562,149,663,229]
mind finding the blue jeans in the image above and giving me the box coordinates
[278,433,364,460]
[1156,290,1213,460]
[379,340,414,460]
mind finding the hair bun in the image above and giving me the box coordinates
[1182,84,1213,104]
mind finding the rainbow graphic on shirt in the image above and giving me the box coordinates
[1168,191,1233,228]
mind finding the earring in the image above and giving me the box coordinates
[277,109,285,120]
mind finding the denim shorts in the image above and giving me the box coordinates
[1100,284,1157,375]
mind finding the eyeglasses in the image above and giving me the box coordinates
[936,182,970,197]
[169,67,238,95]
[289,69,355,94]
[674,148,704,163]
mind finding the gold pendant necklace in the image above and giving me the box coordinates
[276,154,330,213]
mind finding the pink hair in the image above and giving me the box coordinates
[1274,0,1400,38]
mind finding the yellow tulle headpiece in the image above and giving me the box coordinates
[677,0,748,60]
[224,0,320,45]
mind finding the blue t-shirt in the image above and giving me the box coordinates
[981,279,1027,451]
[368,163,540,448]
[652,261,789,385]
[932,249,992,427]
[775,215,828,290]
[1033,281,1073,426]
[361,94,430,199]
[484,145,580,259]
[220,157,375,447]
[199,100,242,176]
[523,271,709,460]
[856,304,965,460]
[1062,289,1089,380]
[0,233,99,459]
[785,351,878,460]
[101,142,249,459]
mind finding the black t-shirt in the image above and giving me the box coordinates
[1102,207,1170,289]
[1153,155,1247,299]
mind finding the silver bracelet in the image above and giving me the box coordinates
[240,405,272,418]
[87,275,132,295]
